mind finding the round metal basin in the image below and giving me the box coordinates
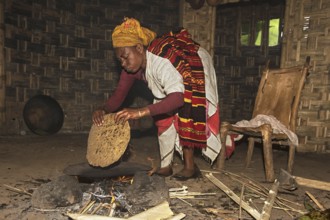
[23,95,64,135]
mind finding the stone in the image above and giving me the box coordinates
[125,171,169,215]
[31,175,82,209]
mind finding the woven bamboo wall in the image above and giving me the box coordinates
[181,1,216,57]
[2,0,180,134]
[281,0,330,152]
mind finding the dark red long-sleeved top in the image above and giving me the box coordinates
[103,69,184,116]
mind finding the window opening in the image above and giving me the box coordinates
[254,20,264,46]
[269,18,280,46]
[240,18,281,47]
[240,21,250,46]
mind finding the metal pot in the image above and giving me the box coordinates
[23,95,64,135]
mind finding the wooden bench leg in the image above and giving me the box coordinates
[261,125,275,182]
[215,145,226,170]
[245,137,255,168]
[214,123,229,170]
[287,144,295,173]
[263,140,275,182]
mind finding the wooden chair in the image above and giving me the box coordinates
[215,58,310,182]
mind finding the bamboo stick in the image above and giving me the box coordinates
[205,173,261,219]
[3,184,32,196]
[91,203,103,215]
[176,197,192,206]
[273,206,306,215]
[170,192,216,197]
[260,180,279,220]
[81,200,96,214]
[223,170,305,212]
[67,201,178,220]
[305,191,325,211]
[109,203,116,217]
[239,184,245,219]
[79,200,92,214]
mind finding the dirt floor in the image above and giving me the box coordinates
[0,130,329,220]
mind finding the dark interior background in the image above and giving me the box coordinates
[3,0,287,133]
[4,0,180,133]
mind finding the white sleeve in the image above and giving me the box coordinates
[145,52,184,99]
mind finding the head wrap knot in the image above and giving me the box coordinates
[112,17,156,48]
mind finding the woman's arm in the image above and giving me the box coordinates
[147,92,184,116]
[93,69,140,125]
[103,69,140,113]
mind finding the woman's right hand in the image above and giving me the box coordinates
[92,110,105,126]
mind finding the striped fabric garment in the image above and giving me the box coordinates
[147,28,207,148]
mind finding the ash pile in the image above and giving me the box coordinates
[30,168,169,219]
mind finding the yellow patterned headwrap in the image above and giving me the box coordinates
[112,18,157,48]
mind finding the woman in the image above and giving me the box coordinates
[93,18,221,180]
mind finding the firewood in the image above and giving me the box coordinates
[128,201,173,219]
[3,184,32,196]
[259,180,279,220]
[66,201,181,220]
[205,173,261,219]
[305,191,326,211]
[66,213,123,219]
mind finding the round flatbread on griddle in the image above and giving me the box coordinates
[87,113,130,167]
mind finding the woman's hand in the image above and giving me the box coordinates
[92,109,106,126]
[115,107,150,123]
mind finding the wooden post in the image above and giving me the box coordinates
[209,5,216,58]
[0,0,5,125]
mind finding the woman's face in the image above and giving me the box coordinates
[115,45,145,73]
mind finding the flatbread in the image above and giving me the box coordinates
[86,113,130,167]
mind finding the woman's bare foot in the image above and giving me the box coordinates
[174,168,195,177]
[155,165,173,177]
[172,164,201,181]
